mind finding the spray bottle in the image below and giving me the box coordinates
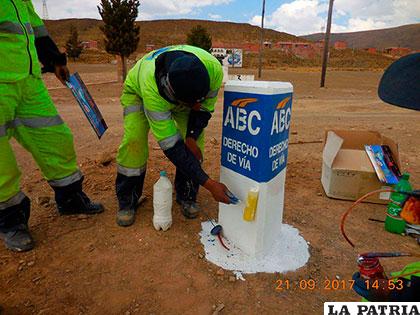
[385,173,412,234]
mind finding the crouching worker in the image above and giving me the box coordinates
[116,45,232,226]
[352,53,420,303]
[0,0,103,252]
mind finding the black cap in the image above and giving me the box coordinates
[378,53,420,111]
[168,55,210,104]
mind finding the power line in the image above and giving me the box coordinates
[320,0,334,87]
[258,0,266,79]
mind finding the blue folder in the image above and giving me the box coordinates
[66,72,108,139]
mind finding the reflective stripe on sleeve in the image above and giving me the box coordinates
[0,21,24,35]
[144,109,172,121]
[0,124,7,137]
[206,89,219,99]
[117,164,146,177]
[25,23,34,35]
[158,133,182,150]
[123,104,144,117]
[0,192,26,210]
[32,25,48,37]
[48,170,83,187]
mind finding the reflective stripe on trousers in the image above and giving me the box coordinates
[48,170,83,187]
[0,191,26,210]
[158,133,182,150]
[0,115,64,137]
[117,164,147,177]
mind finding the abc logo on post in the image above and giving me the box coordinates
[324,302,420,315]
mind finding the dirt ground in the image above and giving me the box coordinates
[1,64,419,315]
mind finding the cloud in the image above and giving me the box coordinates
[249,0,420,35]
[250,0,327,35]
[334,0,420,32]
[33,0,231,20]
[208,13,222,20]
[250,15,262,26]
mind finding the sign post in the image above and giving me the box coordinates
[219,80,293,258]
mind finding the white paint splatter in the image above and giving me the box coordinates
[199,221,310,274]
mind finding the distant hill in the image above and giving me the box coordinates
[45,18,303,52]
[301,23,420,50]
[43,18,395,69]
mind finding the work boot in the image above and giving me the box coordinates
[116,208,136,227]
[0,196,34,252]
[176,199,201,219]
[115,172,146,227]
[0,224,34,252]
[52,178,104,215]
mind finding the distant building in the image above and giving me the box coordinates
[275,41,319,59]
[242,43,260,52]
[81,40,98,50]
[334,40,347,50]
[263,41,272,49]
[364,47,377,54]
[383,47,411,57]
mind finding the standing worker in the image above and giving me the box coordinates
[0,0,103,252]
[116,45,232,226]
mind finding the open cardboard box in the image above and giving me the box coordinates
[321,130,401,204]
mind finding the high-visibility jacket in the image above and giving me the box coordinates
[0,0,49,82]
[121,45,223,150]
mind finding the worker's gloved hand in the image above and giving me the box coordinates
[352,272,390,302]
[54,64,70,86]
[185,137,203,163]
[203,178,231,204]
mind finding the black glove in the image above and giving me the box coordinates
[35,36,67,73]
[163,140,209,185]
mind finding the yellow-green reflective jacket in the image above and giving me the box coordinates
[121,45,223,148]
[0,0,47,82]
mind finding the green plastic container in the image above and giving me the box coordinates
[385,173,412,234]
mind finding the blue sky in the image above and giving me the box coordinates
[34,0,420,35]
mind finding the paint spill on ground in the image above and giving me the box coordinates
[199,221,310,274]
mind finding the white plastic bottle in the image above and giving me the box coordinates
[153,171,173,231]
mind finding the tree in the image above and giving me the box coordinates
[98,0,140,81]
[65,25,83,61]
[186,25,212,52]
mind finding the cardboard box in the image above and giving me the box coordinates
[321,130,401,204]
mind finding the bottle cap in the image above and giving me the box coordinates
[160,171,167,177]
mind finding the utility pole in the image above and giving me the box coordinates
[320,0,334,87]
[42,0,49,20]
[258,0,266,78]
